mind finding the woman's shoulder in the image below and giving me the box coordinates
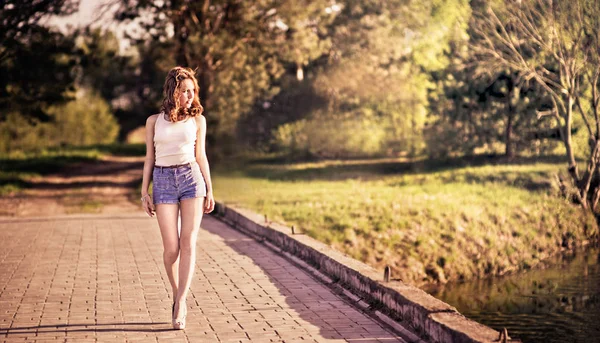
[194,114,206,127]
[146,113,161,126]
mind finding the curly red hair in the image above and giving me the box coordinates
[161,67,203,122]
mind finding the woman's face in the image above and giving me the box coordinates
[178,79,195,109]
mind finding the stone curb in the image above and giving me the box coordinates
[211,202,514,343]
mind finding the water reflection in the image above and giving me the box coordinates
[426,248,600,343]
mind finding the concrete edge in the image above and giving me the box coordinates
[211,202,506,343]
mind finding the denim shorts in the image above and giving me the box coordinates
[152,162,207,204]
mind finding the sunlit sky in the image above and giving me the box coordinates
[46,0,135,53]
[47,0,114,30]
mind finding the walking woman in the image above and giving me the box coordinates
[140,66,215,330]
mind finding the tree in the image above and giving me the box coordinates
[73,28,135,104]
[428,61,556,158]
[471,0,600,211]
[0,0,77,49]
[106,0,337,143]
[311,0,471,156]
[427,0,557,160]
[68,27,142,138]
[0,0,79,121]
[240,0,473,158]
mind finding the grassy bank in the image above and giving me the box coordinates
[0,143,145,195]
[213,156,598,286]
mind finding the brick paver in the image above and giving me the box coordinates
[0,214,410,343]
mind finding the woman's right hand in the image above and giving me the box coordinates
[141,194,155,217]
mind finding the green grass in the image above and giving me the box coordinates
[213,156,598,286]
[0,143,145,195]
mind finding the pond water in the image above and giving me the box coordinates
[425,247,600,343]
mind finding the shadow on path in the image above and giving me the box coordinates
[1,322,172,335]
[199,215,411,342]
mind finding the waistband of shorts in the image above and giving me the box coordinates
[154,162,194,169]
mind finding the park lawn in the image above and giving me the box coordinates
[0,144,145,195]
[213,158,598,286]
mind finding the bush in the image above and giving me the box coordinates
[0,112,51,152]
[46,91,119,146]
[272,113,387,159]
[0,91,119,153]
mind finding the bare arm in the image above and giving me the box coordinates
[195,115,215,213]
[141,115,158,217]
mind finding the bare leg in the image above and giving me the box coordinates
[174,197,204,320]
[155,204,180,300]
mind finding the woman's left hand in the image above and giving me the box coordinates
[204,191,215,213]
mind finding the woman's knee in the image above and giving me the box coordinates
[179,235,198,254]
[163,246,179,263]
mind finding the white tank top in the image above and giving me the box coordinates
[153,112,197,166]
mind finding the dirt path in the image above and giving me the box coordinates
[0,155,145,217]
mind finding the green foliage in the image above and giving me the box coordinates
[115,41,177,137]
[427,66,561,158]
[306,0,471,157]
[236,77,328,151]
[73,28,136,105]
[272,111,387,159]
[0,91,119,153]
[109,0,473,159]
[196,31,285,134]
[46,91,119,146]
[0,0,77,44]
[111,0,337,143]
[0,1,78,121]
[0,112,50,152]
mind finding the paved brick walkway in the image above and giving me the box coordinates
[0,214,410,343]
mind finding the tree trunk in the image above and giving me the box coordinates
[173,0,190,67]
[593,172,600,212]
[505,84,519,159]
[565,96,579,177]
[505,100,514,159]
[199,66,209,109]
[564,95,585,207]
[584,144,600,202]
[198,53,214,111]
